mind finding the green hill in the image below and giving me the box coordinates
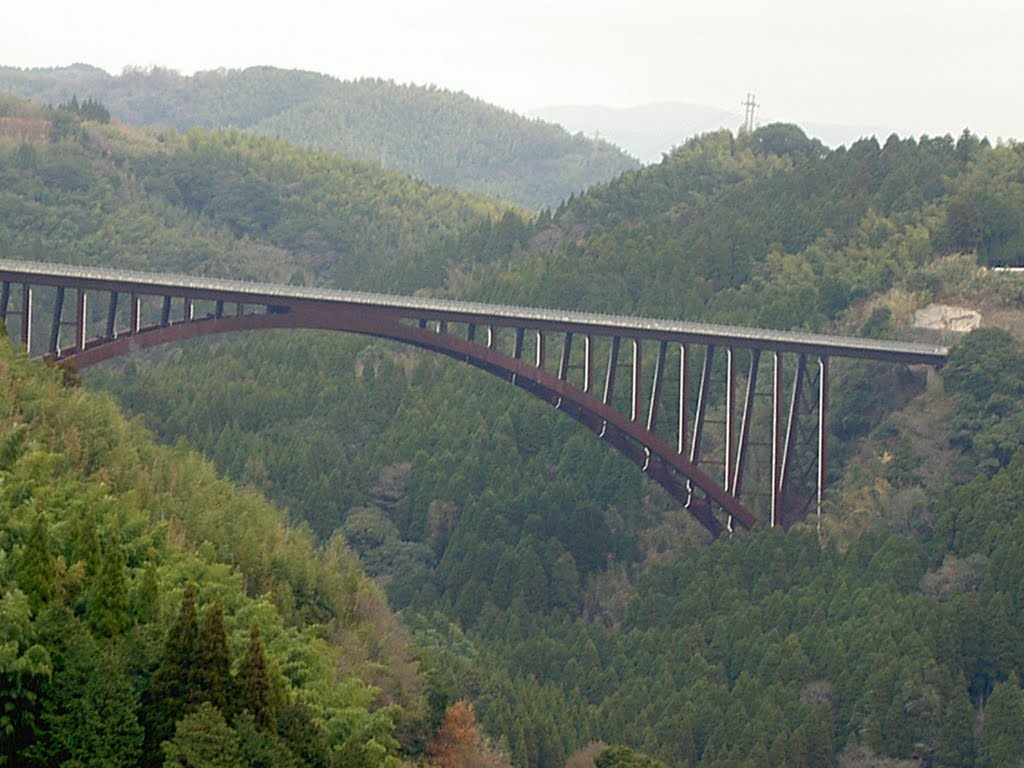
[0,330,430,767]
[6,93,1024,766]
[0,92,509,294]
[0,64,639,209]
[91,124,1024,767]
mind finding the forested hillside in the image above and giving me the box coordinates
[0,64,639,209]
[4,91,1024,766]
[0,92,513,294]
[0,329,436,766]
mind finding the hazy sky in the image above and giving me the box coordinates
[7,0,1022,141]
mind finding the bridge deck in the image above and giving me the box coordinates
[0,258,948,365]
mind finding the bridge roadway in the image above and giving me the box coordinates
[0,258,948,366]
[0,258,949,535]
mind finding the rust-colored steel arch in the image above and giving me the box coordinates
[60,302,752,535]
[0,259,948,536]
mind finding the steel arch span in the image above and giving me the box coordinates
[0,259,948,536]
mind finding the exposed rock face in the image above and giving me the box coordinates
[913,303,982,333]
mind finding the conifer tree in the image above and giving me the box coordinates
[14,513,56,614]
[594,745,670,768]
[235,621,274,730]
[162,581,201,701]
[276,700,331,767]
[979,674,1024,768]
[132,560,161,625]
[196,599,232,714]
[85,526,131,636]
[161,702,243,768]
[70,505,101,579]
[32,618,143,768]
[0,589,52,766]
[141,582,201,764]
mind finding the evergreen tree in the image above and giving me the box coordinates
[0,590,52,766]
[594,745,669,768]
[196,599,232,714]
[979,674,1024,768]
[30,615,143,768]
[69,505,101,579]
[234,710,302,768]
[132,561,161,625]
[161,702,242,768]
[13,514,56,614]
[235,621,274,730]
[141,582,201,763]
[275,700,331,768]
[85,526,132,636]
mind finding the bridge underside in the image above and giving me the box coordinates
[0,276,838,536]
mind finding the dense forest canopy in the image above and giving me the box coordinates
[0,331,433,767]
[0,64,640,210]
[3,91,1024,766]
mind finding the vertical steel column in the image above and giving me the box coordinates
[778,353,808,526]
[509,326,523,384]
[724,348,736,491]
[49,286,65,355]
[535,331,545,369]
[583,335,593,393]
[21,284,32,352]
[558,332,574,381]
[437,320,448,335]
[105,292,119,340]
[631,339,642,422]
[732,349,761,500]
[215,299,224,319]
[130,294,140,335]
[467,323,477,343]
[724,348,736,530]
[678,344,690,455]
[817,356,829,530]
[513,327,524,359]
[184,297,194,322]
[647,340,668,432]
[485,326,494,349]
[603,336,621,406]
[75,289,87,353]
[771,352,784,527]
[0,282,9,324]
[689,345,715,464]
[161,296,172,327]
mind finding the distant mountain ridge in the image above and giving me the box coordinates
[0,64,639,209]
[532,101,884,163]
[531,102,741,164]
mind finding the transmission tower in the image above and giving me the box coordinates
[741,93,759,133]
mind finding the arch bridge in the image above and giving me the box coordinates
[0,259,947,537]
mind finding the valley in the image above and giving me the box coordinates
[1,82,1024,767]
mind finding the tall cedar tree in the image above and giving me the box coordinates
[196,599,232,714]
[979,674,1024,768]
[15,513,56,614]
[235,621,275,730]
[141,581,201,764]
[161,702,242,768]
[86,526,132,636]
